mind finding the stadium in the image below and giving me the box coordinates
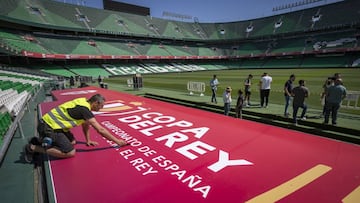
[0,0,360,202]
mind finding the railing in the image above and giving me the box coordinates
[0,70,49,164]
[187,81,205,96]
[0,91,31,164]
[342,91,360,108]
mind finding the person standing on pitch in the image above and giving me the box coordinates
[321,73,342,117]
[323,78,346,126]
[223,86,232,116]
[259,73,272,108]
[210,74,219,103]
[291,80,309,124]
[69,75,75,88]
[235,89,244,119]
[320,78,333,117]
[284,74,295,117]
[23,94,128,163]
[244,74,253,107]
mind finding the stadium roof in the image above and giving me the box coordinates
[54,0,344,23]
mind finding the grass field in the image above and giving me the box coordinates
[105,68,360,115]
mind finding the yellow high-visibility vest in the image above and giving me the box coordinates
[42,98,91,131]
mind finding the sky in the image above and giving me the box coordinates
[55,0,343,23]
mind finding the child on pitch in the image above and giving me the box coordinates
[223,86,232,116]
[235,89,244,119]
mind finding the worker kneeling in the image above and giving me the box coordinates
[23,94,128,162]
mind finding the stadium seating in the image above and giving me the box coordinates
[268,37,306,54]
[235,42,267,56]
[0,68,52,120]
[0,72,41,116]
[0,0,359,56]
[0,0,359,78]
[0,29,357,78]
[352,57,360,67]
[309,2,359,30]
[240,59,266,68]
[99,62,214,76]
[35,0,87,30]
[306,31,358,52]
[0,111,12,143]
[263,57,302,68]
[0,66,53,172]
[66,65,112,78]
[36,65,74,77]
[92,41,128,55]
[301,55,351,68]
[195,62,229,70]
[1,0,358,41]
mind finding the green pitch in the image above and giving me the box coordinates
[104,68,360,131]
[106,68,360,114]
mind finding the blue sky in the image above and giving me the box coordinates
[56,0,342,22]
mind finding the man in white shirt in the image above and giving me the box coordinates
[259,73,272,108]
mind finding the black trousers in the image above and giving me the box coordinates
[260,89,270,107]
[37,121,75,153]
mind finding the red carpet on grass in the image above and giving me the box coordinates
[40,86,360,203]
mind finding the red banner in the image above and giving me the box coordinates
[40,87,360,203]
[21,47,360,60]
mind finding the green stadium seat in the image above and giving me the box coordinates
[67,65,112,78]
